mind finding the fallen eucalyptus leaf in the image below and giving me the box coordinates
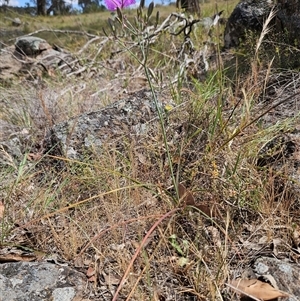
[230,278,290,301]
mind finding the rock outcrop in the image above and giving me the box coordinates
[0,261,87,301]
[253,257,300,301]
[15,36,52,56]
[44,90,162,159]
[224,0,274,48]
[224,0,300,49]
[0,36,76,81]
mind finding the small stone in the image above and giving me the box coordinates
[12,18,21,26]
[15,36,51,56]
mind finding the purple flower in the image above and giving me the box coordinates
[104,0,136,11]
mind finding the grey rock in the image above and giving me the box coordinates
[0,37,75,80]
[253,257,300,301]
[15,36,51,56]
[44,90,161,159]
[0,261,86,301]
[224,0,274,48]
[0,120,31,167]
[0,45,23,79]
[52,287,76,301]
[224,0,300,49]
[12,17,22,26]
[0,91,162,167]
[276,0,300,47]
[35,47,73,70]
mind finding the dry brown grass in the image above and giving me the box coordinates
[0,0,237,50]
[1,1,300,300]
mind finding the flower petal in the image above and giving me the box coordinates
[104,0,136,10]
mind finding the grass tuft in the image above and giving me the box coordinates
[1,1,300,300]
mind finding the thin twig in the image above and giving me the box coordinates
[24,29,99,38]
[77,36,106,55]
[112,208,180,301]
[217,91,300,151]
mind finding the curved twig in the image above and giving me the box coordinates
[112,207,180,301]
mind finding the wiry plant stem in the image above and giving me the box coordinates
[112,207,180,301]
